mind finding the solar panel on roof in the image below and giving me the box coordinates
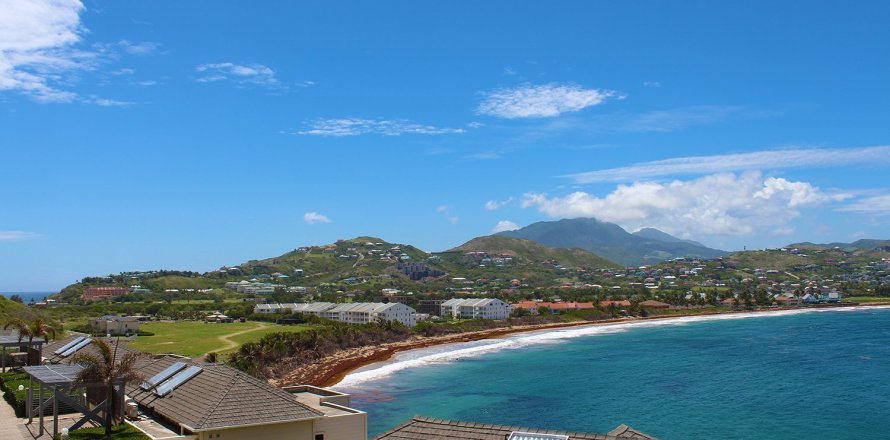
[154,365,202,396]
[140,362,187,390]
[60,338,92,357]
[53,336,85,355]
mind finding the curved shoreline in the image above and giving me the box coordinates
[271,302,889,388]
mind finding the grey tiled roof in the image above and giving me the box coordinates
[128,356,323,431]
[374,416,657,440]
[43,335,142,365]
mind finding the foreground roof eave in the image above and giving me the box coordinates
[189,414,324,432]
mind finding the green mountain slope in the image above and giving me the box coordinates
[451,235,620,269]
[789,239,890,252]
[632,227,706,248]
[499,218,726,266]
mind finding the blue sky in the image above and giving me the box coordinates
[1,1,889,291]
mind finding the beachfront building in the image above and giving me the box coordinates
[325,303,417,326]
[513,301,597,314]
[254,302,419,327]
[440,298,512,320]
[375,416,656,440]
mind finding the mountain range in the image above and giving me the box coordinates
[788,239,890,252]
[498,218,726,266]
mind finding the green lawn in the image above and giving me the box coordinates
[128,321,317,357]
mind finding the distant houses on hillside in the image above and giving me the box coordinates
[81,286,128,301]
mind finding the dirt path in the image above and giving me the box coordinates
[202,322,270,357]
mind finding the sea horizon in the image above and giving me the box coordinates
[1,292,56,304]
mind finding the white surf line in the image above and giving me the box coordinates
[332,305,890,389]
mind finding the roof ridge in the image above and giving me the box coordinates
[224,366,324,416]
[372,415,425,439]
[195,369,238,429]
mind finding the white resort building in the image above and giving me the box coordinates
[254,302,418,327]
[440,298,512,320]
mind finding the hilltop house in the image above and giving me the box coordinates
[81,287,128,301]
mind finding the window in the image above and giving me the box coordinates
[315,434,325,440]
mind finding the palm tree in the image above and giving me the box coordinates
[2,318,31,343]
[71,339,144,436]
[27,318,58,343]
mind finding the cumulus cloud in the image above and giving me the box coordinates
[492,220,520,233]
[437,205,460,224]
[0,1,148,104]
[0,231,43,241]
[566,146,890,183]
[0,0,90,102]
[196,62,280,87]
[296,118,465,136]
[520,172,850,236]
[303,212,331,224]
[477,83,619,118]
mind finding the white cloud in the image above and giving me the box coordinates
[0,1,141,104]
[477,83,618,119]
[196,62,280,87]
[837,194,890,216]
[115,40,160,56]
[87,95,132,107]
[492,220,520,233]
[0,231,43,241]
[521,172,850,236]
[772,226,795,236]
[485,198,514,211]
[437,205,460,224]
[0,0,90,102]
[297,118,465,136]
[566,146,890,183]
[303,212,331,224]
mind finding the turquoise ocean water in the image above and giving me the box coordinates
[335,307,890,439]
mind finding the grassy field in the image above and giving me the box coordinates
[128,321,317,357]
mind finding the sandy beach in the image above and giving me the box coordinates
[271,302,887,388]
